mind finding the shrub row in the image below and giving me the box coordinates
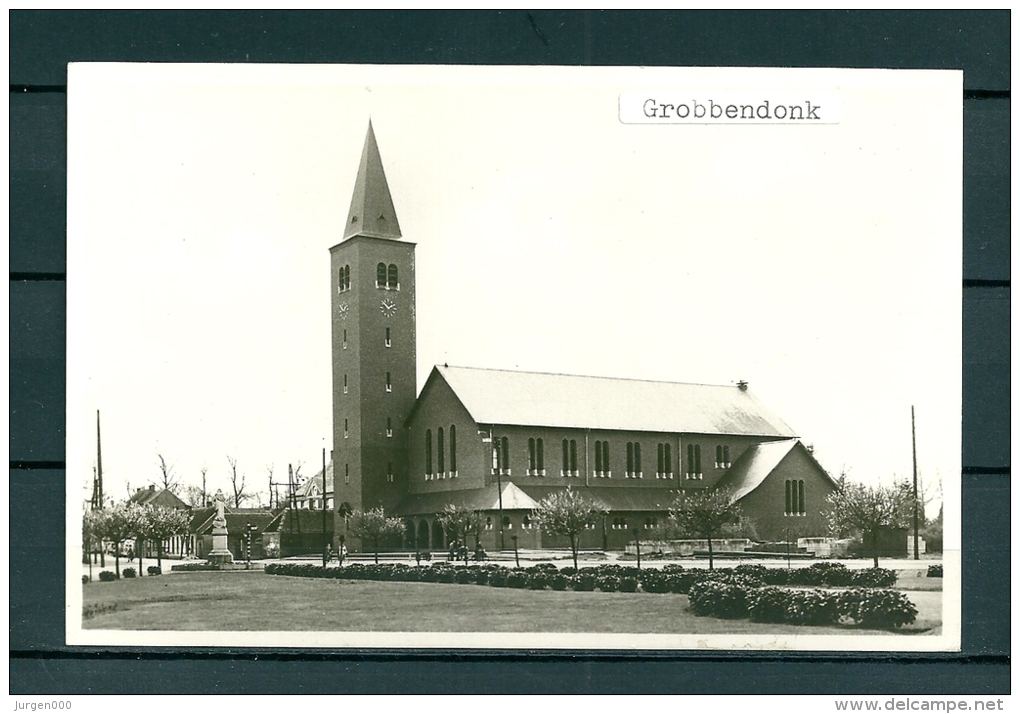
[265,561,897,594]
[927,564,943,578]
[148,566,162,576]
[688,581,917,629]
[98,571,118,582]
[123,567,137,578]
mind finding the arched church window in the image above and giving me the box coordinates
[344,265,351,290]
[387,263,398,289]
[438,427,445,473]
[377,263,387,287]
[425,429,433,477]
[450,425,457,473]
[500,437,510,471]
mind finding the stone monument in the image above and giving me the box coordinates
[205,500,234,564]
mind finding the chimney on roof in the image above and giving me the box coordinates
[737,380,748,391]
[150,484,156,491]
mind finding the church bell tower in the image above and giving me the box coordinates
[331,121,416,519]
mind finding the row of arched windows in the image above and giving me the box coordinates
[527,438,545,475]
[562,439,579,476]
[657,443,673,479]
[339,263,400,291]
[425,425,457,479]
[716,445,731,468]
[594,440,611,477]
[686,444,703,479]
[785,479,806,516]
[626,442,643,478]
[376,263,399,290]
[485,435,730,480]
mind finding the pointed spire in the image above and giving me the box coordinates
[343,120,402,241]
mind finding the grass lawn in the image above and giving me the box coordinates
[83,571,941,635]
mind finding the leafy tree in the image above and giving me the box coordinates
[668,487,741,570]
[436,505,484,564]
[92,503,144,578]
[141,505,193,568]
[532,487,604,570]
[346,507,404,564]
[823,475,912,568]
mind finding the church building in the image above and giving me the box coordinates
[329,123,837,552]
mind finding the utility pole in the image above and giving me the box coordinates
[96,410,105,566]
[96,410,104,509]
[322,447,329,568]
[912,406,920,560]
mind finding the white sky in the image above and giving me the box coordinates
[67,65,961,523]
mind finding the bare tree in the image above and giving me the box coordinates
[265,463,276,509]
[157,453,180,494]
[227,456,249,508]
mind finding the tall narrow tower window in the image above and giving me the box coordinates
[387,462,394,483]
[385,327,391,347]
[376,263,387,288]
[449,425,457,474]
[342,329,347,350]
[387,263,399,290]
[664,443,672,478]
[343,374,348,394]
[634,442,641,477]
[344,419,348,439]
[344,265,351,290]
[386,417,393,437]
[438,427,445,474]
[385,372,392,392]
[528,438,536,473]
[500,437,510,472]
[425,429,433,477]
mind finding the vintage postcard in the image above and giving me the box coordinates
[66,64,961,650]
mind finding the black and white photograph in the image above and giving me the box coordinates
[66,64,961,650]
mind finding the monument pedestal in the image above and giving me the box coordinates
[205,501,234,565]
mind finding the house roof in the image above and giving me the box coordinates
[394,482,540,516]
[264,508,335,534]
[394,482,682,516]
[190,505,277,535]
[428,365,797,437]
[342,121,402,241]
[713,438,835,501]
[297,461,333,498]
[127,486,189,510]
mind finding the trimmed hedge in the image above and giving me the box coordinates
[927,564,943,578]
[147,566,162,576]
[122,567,136,578]
[99,571,118,582]
[82,575,90,585]
[263,561,913,627]
[694,581,916,629]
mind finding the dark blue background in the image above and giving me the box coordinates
[10,10,1010,694]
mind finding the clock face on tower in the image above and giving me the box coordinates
[380,298,397,317]
[337,302,349,320]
